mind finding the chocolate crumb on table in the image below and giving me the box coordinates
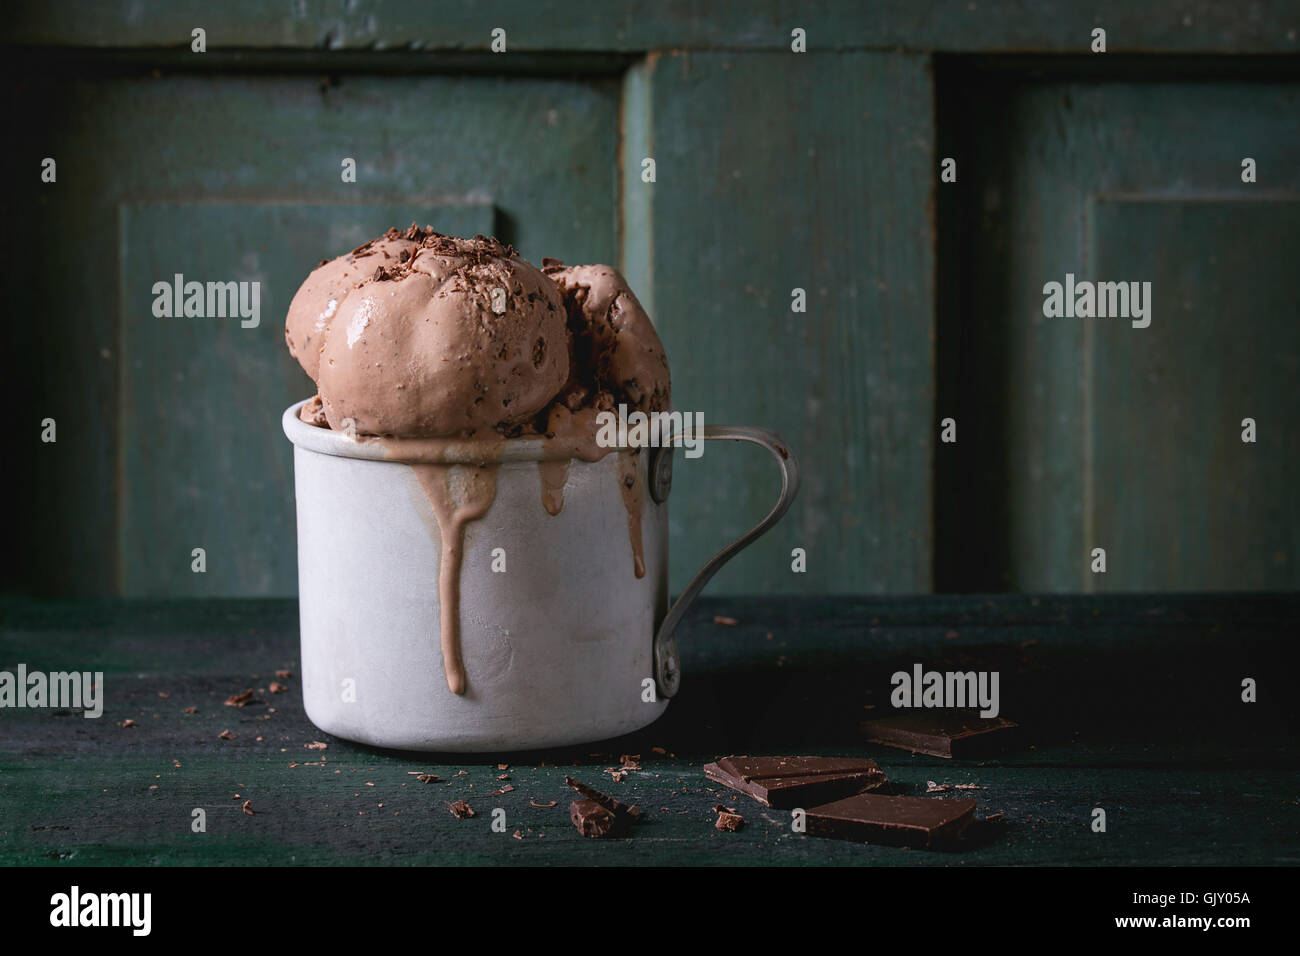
[715,811,746,832]
[224,689,256,708]
[565,777,645,837]
[448,800,475,819]
[570,799,619,838]
[565,776,644,824]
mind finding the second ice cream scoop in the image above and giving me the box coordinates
[545,261,671,415]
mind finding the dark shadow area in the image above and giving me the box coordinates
[932,54,1300,592]
[304,593,1300,768]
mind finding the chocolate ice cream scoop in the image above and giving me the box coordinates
[545,262,671,414]
[289,227,569,438]
[285,229,423,381]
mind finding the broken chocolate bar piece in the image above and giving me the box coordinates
[570,799,620,838]
[565,776,644,823]
[805,793,977,849]
[861,712,1019,758]
[704,756,888,809]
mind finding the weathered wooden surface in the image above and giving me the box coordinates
[10,1,1300,53]
[935,65,1300,591]
[644,51,935,595]
[2,595,1296,865]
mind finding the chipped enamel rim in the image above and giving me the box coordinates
[283,399,592,465]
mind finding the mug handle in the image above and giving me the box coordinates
[647,425,801,698]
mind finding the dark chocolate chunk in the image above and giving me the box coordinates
[704,756,888,809]
[805,793,977,849]
[714,811,745,832]
[565,776,644,824]
[570,799,619,838]
[447,800,475,819]
[861,712,1019,759]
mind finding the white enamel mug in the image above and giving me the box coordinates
[282,400,798,752]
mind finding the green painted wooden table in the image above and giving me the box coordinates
[1,595,1296,866]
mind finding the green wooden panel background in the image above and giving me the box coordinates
[3,66,620,596]
[3,6,1298,599]
[1090,199,1300,590]
[119,202,492,596]
[10,0,1300,53]
[642,51,935,595]
[936,70,1300,592]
